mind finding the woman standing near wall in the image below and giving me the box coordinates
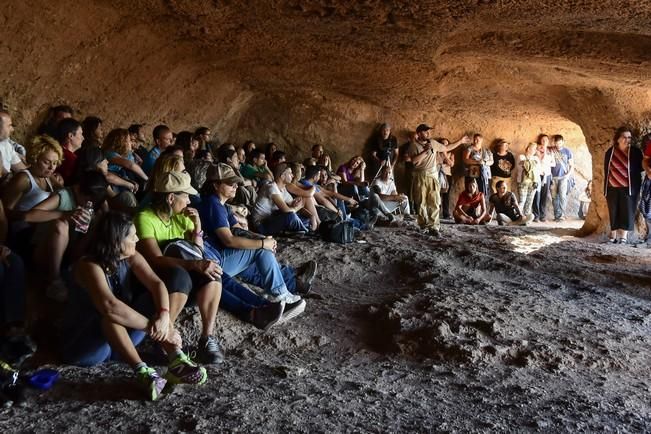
[516,143,541,217]
[603,127,643,244]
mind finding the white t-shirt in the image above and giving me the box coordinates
[0,138,21,173]
[539,151,556,177]
[253,182,293,224]
[371,178,397,196]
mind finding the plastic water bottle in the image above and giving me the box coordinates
[74,201,94,233]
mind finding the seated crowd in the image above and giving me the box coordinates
[0,106,608,402]
[0,106,412,401]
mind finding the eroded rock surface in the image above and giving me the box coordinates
[4,223,651,431]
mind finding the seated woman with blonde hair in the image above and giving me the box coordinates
[336,155,370,200]
[2,135,63,245]
[102,128,149,188]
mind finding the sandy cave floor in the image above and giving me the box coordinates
[1,219,651,432]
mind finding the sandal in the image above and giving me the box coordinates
[609,238,616,243]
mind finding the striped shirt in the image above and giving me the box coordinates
[608,146,629,188]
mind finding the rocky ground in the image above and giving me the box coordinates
[1,219,651,432]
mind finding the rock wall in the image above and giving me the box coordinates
[2,0,651,235]
[0,0,253,142]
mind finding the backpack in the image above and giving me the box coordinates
[162,239,204,260]
[319,220,355,244]
[163,238,224,265]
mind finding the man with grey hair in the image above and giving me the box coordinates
[0,111,27,179]
[372,122,399,172]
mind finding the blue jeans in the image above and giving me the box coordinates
[206,239,294,321]
[0,252,26,325]
[238,262,297,293]
[552,176,569,219]
[63,292,153,367]
[257,212,309,235]
[219,263,297,320]
[221,248,291,296]
[220,273,268,320]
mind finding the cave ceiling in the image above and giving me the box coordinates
[98,0,651,110]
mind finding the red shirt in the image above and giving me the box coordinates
[57,147,77,185]
[456,191,484,209]
[644,139,651,157]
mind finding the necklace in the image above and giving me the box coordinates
[32,171,50,190]
[155,210,172,227]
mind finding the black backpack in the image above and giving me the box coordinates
[319,220,355,244]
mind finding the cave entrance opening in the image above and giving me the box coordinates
[557,124,592,226]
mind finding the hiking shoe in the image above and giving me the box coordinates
[166,352,207,385]
[0,359,18,391]
[277,299,306,325]
[251,301,284,331]
[0,335,36,367]
[427,228,442,239]
[296,260,318,295]
[136,366,167,401]
[197,336,225,365]
[270,292,302,304]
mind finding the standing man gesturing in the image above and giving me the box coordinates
[405,124,469,238]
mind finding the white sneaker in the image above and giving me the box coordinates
[268,292,302,304]
[276,299,306,325]
[46,278,68,302]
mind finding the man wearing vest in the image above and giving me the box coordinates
[405,124,469,238]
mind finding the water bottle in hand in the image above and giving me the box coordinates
[74,201,94,234]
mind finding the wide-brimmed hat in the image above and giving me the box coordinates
[154,171,198,195]
[205,163,244,184]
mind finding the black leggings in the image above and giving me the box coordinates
[155,265,214,298]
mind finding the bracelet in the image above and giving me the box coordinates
[159,307,169,314]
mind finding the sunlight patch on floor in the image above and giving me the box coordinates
[508,233,566,255]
